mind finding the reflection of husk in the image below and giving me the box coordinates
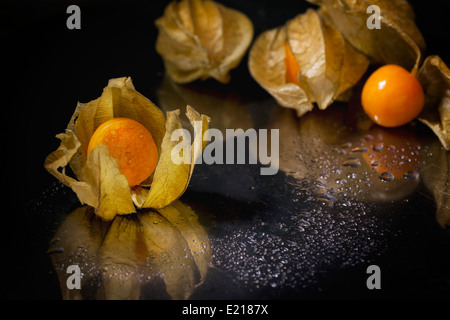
[417,56,450,150]
[420,137,450,228]
[248,8,368,117]
[308,0,425,73]
[48,201,211,300]
[47,206,107,300]
[155,0,253,84]
[268,105,419,204]
[156,73,254,135]
[44,77,210,221]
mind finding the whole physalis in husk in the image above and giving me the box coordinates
[248,8,370,117]
[155,0,253,84]
[44,77,210,221]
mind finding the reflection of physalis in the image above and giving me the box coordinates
[155,0,253,84]
[48,202,211,300]
[44,77,210,221]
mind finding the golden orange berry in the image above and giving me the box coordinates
[361,64,424,127]
[87,117,158,186]
[285,41,301,86]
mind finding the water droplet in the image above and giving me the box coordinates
[403,170,419,180]
[379,172,394,182]
[373,143,384,152]
[351,147,369,153]
[370,160,380,167]
[363,134,374,141]
[347,172,357,179]
[313,180,328,188]
[49,237,61,245]
[299,219,310,227]
[341,142,352,149]
[386,145,396,151]
[47,247,64,254]
[343,158,361,168]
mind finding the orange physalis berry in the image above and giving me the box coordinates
[361,64,425,127]
[87,117,158,187]
[285,41,301,87]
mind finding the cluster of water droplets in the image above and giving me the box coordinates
[207,129,430,297]
[209,175,393,297]
[339,134,423,184]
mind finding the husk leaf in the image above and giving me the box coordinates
[420,138,450,229]
[140,105,210,209]
[308,0,425,73]
[83,145,136,220]
[417,55,450,150]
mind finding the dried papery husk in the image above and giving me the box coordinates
[248,9,368,117]
[308,0,426,73]
[48,202,211,300]
[44,77,210,221]
[417,55,450,151]
[138,105,210,209]
[248,17,312,117]
[155,0,253,84]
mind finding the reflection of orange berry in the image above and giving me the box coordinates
[285,41,301,86]
[361,65,424,127]
[87,118,158,187]
[361,126,420,179]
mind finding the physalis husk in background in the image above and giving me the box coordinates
[307,0,426,73]
[155,0,253,84]
[417,55,450,151]
[44,77,210,221]
[248,8,369,117]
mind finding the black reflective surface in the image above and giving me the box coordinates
[2,0,450,300]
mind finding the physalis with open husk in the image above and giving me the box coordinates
[155,0,253,84]
[44,77,210,221]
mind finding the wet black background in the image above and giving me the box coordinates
[1,0,450,302]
